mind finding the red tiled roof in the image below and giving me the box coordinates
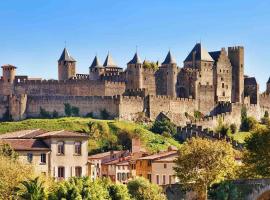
[137,151,177,161]
[0,139,50,151]
[103,156,131,166]
[88,151,122,159]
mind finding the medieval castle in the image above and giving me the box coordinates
[1,43,270,129]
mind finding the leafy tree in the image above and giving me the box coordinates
[100,109,110,120]
[16,177,47,200]
[143,61,158,70]
[0,155,33,199]
[40,107,51,118]
[151,118,177,137]
[64,103,72,117]
[209,181,239,200]
[216,123,231,137]
[174,138,237,200]
[71,106,80,116]
[0,143,18,160]
[127,177,167,200]
[261,111,270,125]
[108,183,131,200]
[52,110,59,118]
[242,127,270,177]
[240,106,258,131]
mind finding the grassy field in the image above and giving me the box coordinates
[0,117,180,154]
[230,131,251,143]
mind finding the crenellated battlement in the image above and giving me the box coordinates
[150,95,195,102]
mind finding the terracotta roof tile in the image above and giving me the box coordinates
[0,139,50,151]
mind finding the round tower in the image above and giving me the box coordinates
[1,64,16,83]
[126,52,143,89]
[58,48,76,81]
[89,55,104,81]
[162,51,177,97]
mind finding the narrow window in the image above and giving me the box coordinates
[163,175,166,185]
[58,167,65,179]
[27,153,33,163]
[74,142,81,155]
[57,141,64,155]
[40,153,46,164]
[222,83,225,88]
[147,160,151,166]
[75,166,82,177]
[147,174,152,182]
[164,164,167,169]
[156,175,160,185]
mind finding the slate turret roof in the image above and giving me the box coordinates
[162,51,176,65]
[267,77,270,84]
[103,53,117,68]
[127,52,142,65]
[244,76,257,85]
[184,43,214,62]
[58,48,76,62]
[90,56,103,68]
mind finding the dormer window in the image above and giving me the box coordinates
[74,142,81,155]
[57,141,64,155]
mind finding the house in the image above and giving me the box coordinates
[135,147,179,186]
[88,150,129,180]
[0,129,89,180]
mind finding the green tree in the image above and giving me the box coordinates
[100,109,110,120]
[64,103,72,117]
[174,138,237,200]
[261,111,270,125]
[230,124,237,134]
[151,119,177,137]
[71,106,80,116]
[16,177,47,200]
[127,177,167,200]
[108,183,131,200]
[52,110,59,118]
[242,127,270,177]
[0,143,18,160]
[209,181,239,200]
[40,107,51,118]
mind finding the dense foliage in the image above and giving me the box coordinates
[242,126,270,177]
[127,177,167,200]
[174,138,237,200]
[151,118,177,138]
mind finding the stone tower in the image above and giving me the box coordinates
[1,64,16,83]
[89,56,104,81]
[58,48,76,81]
[126,52,143,90]
[228,46,244,103]
[162,51,177,97]
[266,77,270,94]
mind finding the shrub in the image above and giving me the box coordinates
[100,109,110,120]
[241,117,258,132]
[64,103,72,116]
[261,111,270,125]
[52,110,59,118]
[151,118,177,136]
[85,112,93,118]
[39,107,51,118]
[71,106,79,116]
[1,108,13,122]
[230,123,237,134]
[194,110,203,119]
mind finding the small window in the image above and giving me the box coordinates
[57,141,64,155]
[75,166,82,177]
[74,142,81,155]
[27,153,33,163]
[164,164,167,169]
[222,83,225,88]
[147,174,152,182]
[58,167,65,179]
[156,175,160,185]
[40,153,46,164]
[147,160,151,166]
[163,175,166,185]
[223,91,225,96]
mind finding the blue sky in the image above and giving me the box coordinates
[0,0,269,90]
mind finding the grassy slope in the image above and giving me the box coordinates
[0,117,180,154]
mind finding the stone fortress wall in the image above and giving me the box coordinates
[0,43,269,130]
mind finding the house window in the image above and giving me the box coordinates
[147,160,151,166]
[169,175,172,184]
[223,91,225,96]
[40,153,46,164]
[147,174,152,182]
[58,167,65,179]
[27,153,33,163]
[163,175,166,185]
[164,164,167,169]
[57,141,64,155]
[74,142,81,155]
[156,175,160,185]
[75,166,82,177]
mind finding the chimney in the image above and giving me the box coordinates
[132,138,141,153]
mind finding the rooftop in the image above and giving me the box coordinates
[58,48,76,62]
[127,52,142,65]
[0,139,50,151]
[184,43,214,63]
[137,150,177,161]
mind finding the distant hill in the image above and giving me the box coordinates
[0,117,180,154]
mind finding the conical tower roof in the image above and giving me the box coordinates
[90,56,103,68]
[267,77,270,84]
[103,52,117,67]
[127,52,142,64]
[58,48,76,62]
[162,51,176,65]
[184,43,214,62]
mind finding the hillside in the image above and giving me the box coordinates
[0,117,180,154]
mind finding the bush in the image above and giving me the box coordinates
[241,117,258,132]
[52,110,59,118]
[261,111,270,125]
[71,106,79,116]
[64,103,80,117]
[1,108,13,122]
[209,181,239,200]
[85,112,93,118]
[39,107,51,118]
[100,109,110,120]
[230,124,237,134]
[151,118,177,136]
[64,103,72,116]
[194,110,203,119]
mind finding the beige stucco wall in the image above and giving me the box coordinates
[151,162,178,185]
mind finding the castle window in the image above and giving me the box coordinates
[221,77,224,81]
[223,91,225,96]
[222,83,225,88]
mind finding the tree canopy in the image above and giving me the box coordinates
[174,138,237,200]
